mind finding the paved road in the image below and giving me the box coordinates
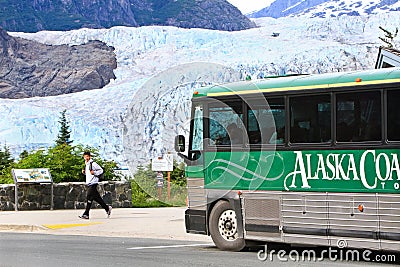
[0,233,397,267]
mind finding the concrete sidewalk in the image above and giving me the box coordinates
[0,207,212,242]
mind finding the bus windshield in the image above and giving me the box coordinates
[191,104,203,151]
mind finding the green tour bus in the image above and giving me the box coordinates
[175,67,400,252]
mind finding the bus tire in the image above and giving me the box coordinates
[209,200,246,251]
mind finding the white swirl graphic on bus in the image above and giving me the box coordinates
[210,154,285,183]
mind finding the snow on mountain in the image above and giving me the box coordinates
[248,0,329,18]
[297,0,400,18]
[249,0,400,18]
[3,13,399,170]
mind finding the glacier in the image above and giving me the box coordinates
[2,13,400,172]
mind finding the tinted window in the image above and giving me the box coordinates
[247,98,285,144]
[336,91,381,142]
[387,89,400,141]
[208,101,244,146]
[290,95,331,143]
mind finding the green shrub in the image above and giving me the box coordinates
[131,162,187,207]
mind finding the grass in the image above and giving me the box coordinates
[132,198,172,208]
[131,180,187,208]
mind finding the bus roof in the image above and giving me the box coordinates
[194,67,400,98]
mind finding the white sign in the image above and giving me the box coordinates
[12,169,53,183]
[152,154,173,171]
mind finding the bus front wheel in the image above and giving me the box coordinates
[209,200,246,251]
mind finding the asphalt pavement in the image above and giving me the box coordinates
[1,233,394,267]
[0,208,398,266]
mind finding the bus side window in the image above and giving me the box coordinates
[387,89,400,141]
[290,95,331,143]
[336,91,381,142]
[247,109,261,144]
[209,102,244,146]
[247,98,285,145]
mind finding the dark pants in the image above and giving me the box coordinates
[83,184,109,216]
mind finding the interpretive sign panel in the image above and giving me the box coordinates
[12,169,53,183]
[11,169,53,211]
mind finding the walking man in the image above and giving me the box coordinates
[79,151,112,219]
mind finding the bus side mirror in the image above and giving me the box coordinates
[175,135,185,152]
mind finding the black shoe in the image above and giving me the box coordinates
[79,214,89,220]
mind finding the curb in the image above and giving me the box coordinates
[0,224,48,232]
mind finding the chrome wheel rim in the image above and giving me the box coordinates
[218,209,238,241]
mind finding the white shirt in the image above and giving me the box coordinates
[85,159,103,185]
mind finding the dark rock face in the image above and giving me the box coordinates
[131,0,256,31]
[0,28,117,99]
[0,0,255,32]
[1,0,139,32]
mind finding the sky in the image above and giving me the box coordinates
[226,0,273,14]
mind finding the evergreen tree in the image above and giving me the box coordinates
[55,110,72,146]
[0,144,14,184]
[0,144,13,171]
[19,150,29,160]
[379,26,398,48]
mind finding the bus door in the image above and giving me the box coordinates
[176,103,207,234]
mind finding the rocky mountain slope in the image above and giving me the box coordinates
[249,0,400,18]
[0,28,116,99]
[0,0,255,32]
